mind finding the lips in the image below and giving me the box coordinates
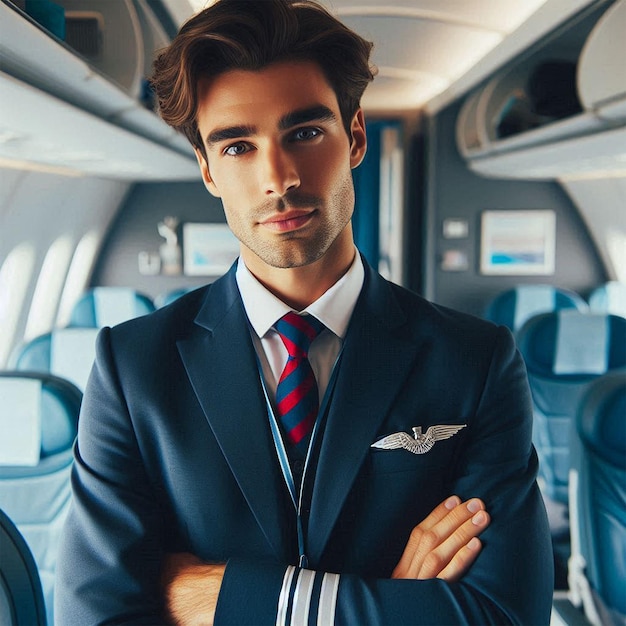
[260,210,315,232]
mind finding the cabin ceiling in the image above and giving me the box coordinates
[165,0,597,114]
[0,0,612,180]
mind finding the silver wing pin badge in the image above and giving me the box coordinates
[371,424,467,455]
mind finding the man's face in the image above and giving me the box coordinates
[194,60,367,272]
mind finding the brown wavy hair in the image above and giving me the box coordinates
[151,0,375,161]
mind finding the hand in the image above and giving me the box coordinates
[161,552,226,626]
[392,496,490,582]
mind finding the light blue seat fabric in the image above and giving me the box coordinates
[0,371,81,626]
[568,372,626,626]
[483,285,587,332]
[11,327,100,392]
[154,286,198,308]
[0,507,47,626]
[589,281,626,319]
[516,311,626,506]
[68,286,155,328]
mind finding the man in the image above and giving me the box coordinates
[55,1,553,624]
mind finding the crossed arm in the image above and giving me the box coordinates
[56,322,553,625]
[162,495,491,625]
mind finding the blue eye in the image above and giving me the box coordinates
[293,127,321,141]
[224,143,249,156]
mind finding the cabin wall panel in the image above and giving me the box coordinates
[560,177,626,283]
[93,181,226,299]
[421,99,606,318]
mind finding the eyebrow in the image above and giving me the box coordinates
[205,105,337,148]
[206,124,256,148]
[278,105,337,130]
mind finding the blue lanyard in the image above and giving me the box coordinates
[256,348,343,568]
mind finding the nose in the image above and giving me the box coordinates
[262,143,300,196]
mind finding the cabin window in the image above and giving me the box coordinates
[607,230,626,283]
[25,236,73,341]
[0,243,35,366]
[57,231,101,327]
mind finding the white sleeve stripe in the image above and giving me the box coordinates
[290,569,316,626]
[317,572,340,626]
[276,565,297,626]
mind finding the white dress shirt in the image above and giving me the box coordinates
[236,251,365,404]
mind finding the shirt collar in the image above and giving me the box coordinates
[236,250,364,340]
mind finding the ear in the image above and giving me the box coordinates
[349,109,367,169]
[194,148,221,198]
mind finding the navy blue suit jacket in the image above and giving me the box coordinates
[56,260,553,624]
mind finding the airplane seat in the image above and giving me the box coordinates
[0,507,47,626]
[10,327,100,392]
[516,310,626,507]
[588,281,626,319]
[154,286,197,308]
[483,284,588,332]
[0,371,82,626]
[68,286,155,328]
[517,310,626,590]
[568,371,626,626]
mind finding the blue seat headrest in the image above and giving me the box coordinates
[517,311,626,380]
[589,281,626,317]
[0,372,81,466]
[484,285,587,331]
[69,287,155,328]
[578,373,626,467]
[154,286,200,308]
[11,328,99,392]
[553,311,608,375]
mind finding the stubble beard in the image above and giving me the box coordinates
[248,223,335,269]
[231,177,355,269]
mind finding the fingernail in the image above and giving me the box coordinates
[472,511,487,526]
[467,537,481,550]
[445,496,460,510]
[467,499,482,513]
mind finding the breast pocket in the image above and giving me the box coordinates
[367,445,449,475]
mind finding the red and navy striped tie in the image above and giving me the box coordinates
[275,312,325,453]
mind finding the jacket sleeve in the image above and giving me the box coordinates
[56,324,553,625]
[214,326,554,626]
[55,327,166,624]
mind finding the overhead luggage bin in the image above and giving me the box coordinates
[0,0,196,176]
[0,71,198,180]
[577,0,626,113]
[456,0,626,180]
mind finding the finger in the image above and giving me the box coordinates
[392,495,460,577]
[420,495,462,531]
[394,498,487,579]
[406,499,485,577]
[417,508,490,579]
[436,537,483,582]
[425,498,486,546]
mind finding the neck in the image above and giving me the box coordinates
[242,232,356,311]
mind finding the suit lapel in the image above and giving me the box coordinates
[307,263,421,563]
[177,268,293,561]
